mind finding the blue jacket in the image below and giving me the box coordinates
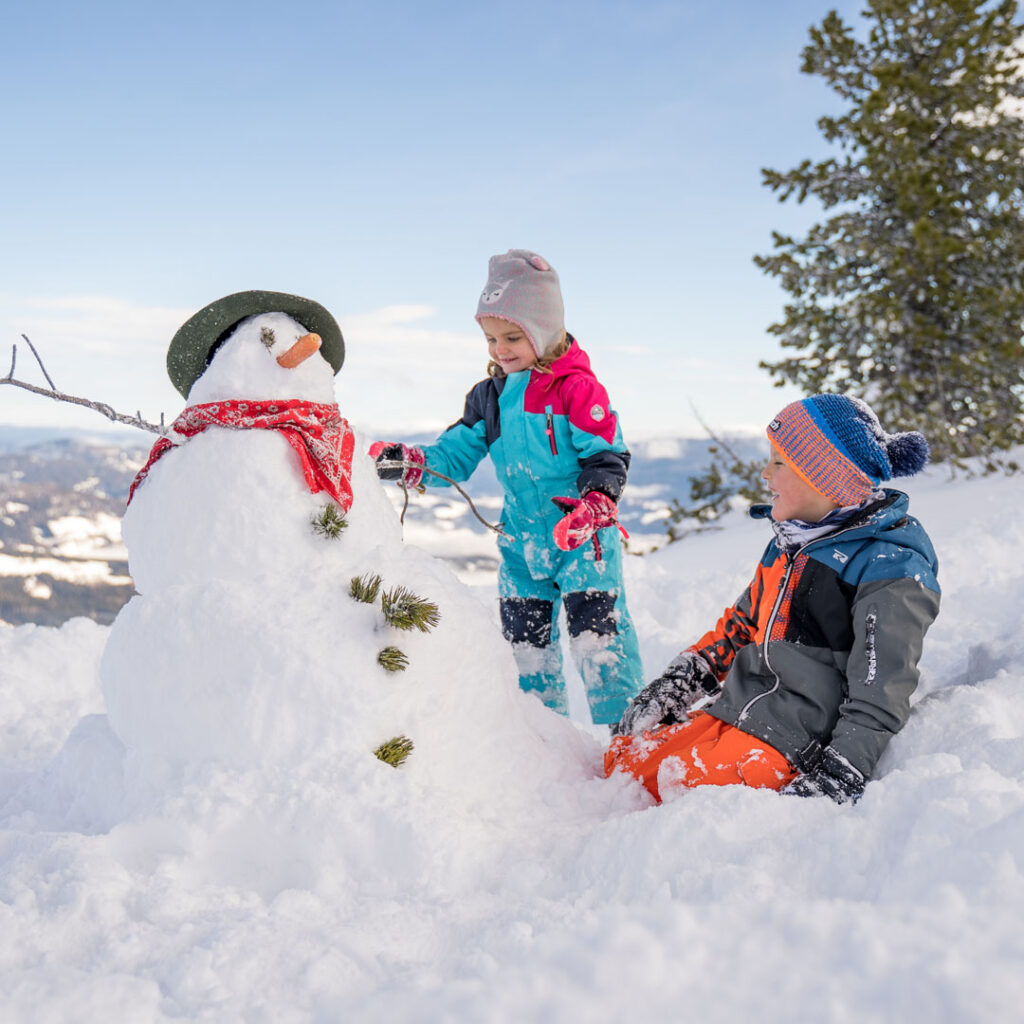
[693,490,940,779]
[422,338,630,536]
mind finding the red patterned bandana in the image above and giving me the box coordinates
[129,399,355,511]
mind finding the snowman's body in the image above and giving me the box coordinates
[99,311,577,845]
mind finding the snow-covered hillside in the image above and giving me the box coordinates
[0,452,1021,1022]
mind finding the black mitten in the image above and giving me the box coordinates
[373,443,406,480]
[611,651,719,736]
[785,747,866,804]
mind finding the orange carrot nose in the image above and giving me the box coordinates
[276,332,322,368]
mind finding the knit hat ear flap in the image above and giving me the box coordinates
[885,431,930,477]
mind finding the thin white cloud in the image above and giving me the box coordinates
[2,294,192,356]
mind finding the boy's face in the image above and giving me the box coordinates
[479,316,538,374]
[762,444,839,522]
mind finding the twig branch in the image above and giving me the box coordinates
[22,335,56,390]
[378,459,511,539]
[2,337,166,435]
[688,400,755,465]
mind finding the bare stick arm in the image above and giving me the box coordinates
[2,339,166,435]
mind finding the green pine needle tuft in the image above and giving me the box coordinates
[374,735,414,768]
[311,503,348,539]
[381,585,441,632]
[349,572,383,604]
[377,646,410,672]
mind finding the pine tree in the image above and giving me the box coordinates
[663,430,766,541]
[755,0,1024,469]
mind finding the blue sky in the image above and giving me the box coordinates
[0,0,863,440]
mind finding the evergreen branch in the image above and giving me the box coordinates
[310,503,348,539]
[349,573,383,604]
[381,585,440,633]
[374,735,414,768]
[377,646,410,673]
[2,337,166,435]
[376,459,512,539]
[688,402,761,471]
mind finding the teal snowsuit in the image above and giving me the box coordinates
[421,338,643,723]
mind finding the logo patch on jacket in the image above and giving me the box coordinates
[590,404,606,422]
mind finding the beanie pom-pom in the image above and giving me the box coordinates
[885,431,929,477]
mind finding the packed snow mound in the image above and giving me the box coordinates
[0,451,1023,1020]
[87,426,599,895]
[122,429,401,592]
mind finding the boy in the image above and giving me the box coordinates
[606,394,940,804]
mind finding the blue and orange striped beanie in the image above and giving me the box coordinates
[767,395,929,507]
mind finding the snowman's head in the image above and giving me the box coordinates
[187,312,337,405]
[167,290,344,399]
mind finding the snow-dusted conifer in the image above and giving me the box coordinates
[755,0,1024,469]
[381,586,440,632]
[311,502,348,539]
[374,735,414,767]
[377,646,410,672]
[349,572,383,604]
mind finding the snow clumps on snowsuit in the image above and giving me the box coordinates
[375,250,643,723]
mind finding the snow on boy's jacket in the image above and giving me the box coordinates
[423,336,630,532]
[694,490,940,780]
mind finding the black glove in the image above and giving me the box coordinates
[371,442,406,480]
[611,651,720,736]
[369,442,425,486]
[785,747,866,804]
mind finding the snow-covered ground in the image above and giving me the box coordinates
[0,450,1022,1022]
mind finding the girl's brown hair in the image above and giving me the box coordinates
[487,331,571,379]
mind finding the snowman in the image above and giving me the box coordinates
[95,290,590,891]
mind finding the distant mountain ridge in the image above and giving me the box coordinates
[0,436,149,626]
[0,429,767,626]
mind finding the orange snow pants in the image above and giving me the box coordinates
[604,712,797,803]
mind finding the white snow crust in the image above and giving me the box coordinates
[0,434,1022,1022]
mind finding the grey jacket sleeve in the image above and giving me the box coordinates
[827,576,941,779]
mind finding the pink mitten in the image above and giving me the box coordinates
[551,491,627,559]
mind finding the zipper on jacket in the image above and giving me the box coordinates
[544,406,558,455]
[737,552,794,723]
[737,518,871,725]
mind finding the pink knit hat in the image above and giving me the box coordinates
[475,249,565,357]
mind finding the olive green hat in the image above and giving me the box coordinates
[167,290,345,398]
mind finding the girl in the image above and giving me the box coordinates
[371,249,643,723]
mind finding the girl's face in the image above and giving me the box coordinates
[761,443,839,522]
[479,316,538,374]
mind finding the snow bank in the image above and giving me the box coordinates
[0,453,1021,1022]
